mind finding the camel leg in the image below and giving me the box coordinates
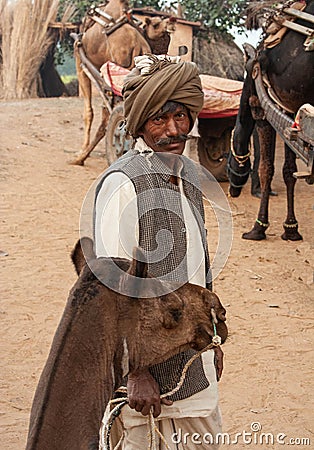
[251,127,261,197]
[281,143,302,241]
[75,105,110,163]
[228,83,255,198]
[243,120,275,240]
[70,58,94,166]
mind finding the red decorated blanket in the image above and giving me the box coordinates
[100,61,243,118]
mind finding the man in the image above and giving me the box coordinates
[94,54,224,449]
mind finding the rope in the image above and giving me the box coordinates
[147,411,171,450]
[99,313,221,450]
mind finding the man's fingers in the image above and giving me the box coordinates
[130,400,161,417]
[152,402,161,418]
[141,404,152,416]
[134,400,145,413]
[128,398,136,410]
[161,398,173,406]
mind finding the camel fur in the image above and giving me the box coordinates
[26,237,227,450]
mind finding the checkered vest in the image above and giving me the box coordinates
[95,149,212,401]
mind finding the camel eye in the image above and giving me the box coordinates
[162,307,183,329]
[170,308,182,322]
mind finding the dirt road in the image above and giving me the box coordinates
[1,97,313,449]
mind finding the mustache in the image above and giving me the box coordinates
[155,134,191,146]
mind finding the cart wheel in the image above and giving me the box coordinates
[105,103,133,165]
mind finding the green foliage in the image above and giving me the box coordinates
[61,74,78,83]
[58,0,249,32]
[168,0,249,34]
[131,1,249,34]
[56,0,93,64]
[132,0,163,9]
[58,0,91,22]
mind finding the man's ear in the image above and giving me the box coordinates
[136,126,144,137]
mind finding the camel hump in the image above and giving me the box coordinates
[71,237,95,275]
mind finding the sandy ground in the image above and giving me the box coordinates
[0,97,313,449]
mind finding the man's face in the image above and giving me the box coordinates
[138,103,191,155]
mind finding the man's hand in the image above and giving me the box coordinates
[214,346,224,381]
[127,368,172,417]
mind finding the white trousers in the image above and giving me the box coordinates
[109,405,222,449]
[102,351,221,449]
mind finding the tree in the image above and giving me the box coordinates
[132,1,249,35]
[176,0,249,34]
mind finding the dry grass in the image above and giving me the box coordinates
[0,0,60,99]
[193,35,245,81]
[245,1,277,30]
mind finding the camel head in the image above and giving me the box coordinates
[25,238,227,450]
[143,16,176,40]
[72,238,227,373]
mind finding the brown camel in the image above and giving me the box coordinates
[71,1,173,166]
[26,238,227,450]
[142,16,176,54]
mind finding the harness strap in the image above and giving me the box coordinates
[227,153,251,189]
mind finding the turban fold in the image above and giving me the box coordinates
[122,54,204,137]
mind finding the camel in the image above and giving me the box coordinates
[71,1,174,166]
[228,0,314,240]
[26,237,227,450]
[142,16,176,54]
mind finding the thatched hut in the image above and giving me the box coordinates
[193,33,245,81]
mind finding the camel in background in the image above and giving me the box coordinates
[228,0,314,241]
[26,237,227,449]
[71,0,174,166]
[142,15,176,54]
